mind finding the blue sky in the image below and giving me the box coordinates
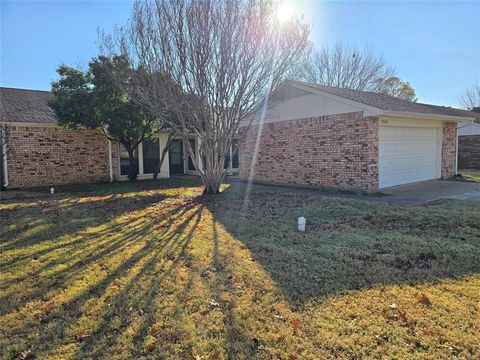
[1,1,479,107]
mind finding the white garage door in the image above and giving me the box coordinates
[379,126,441,188]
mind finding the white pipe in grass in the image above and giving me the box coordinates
[298,216,306,232]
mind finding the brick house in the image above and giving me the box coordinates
[0,87,235,188]
[238,81,477,190]
[0,84,476,190]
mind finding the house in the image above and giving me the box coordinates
[0,87,239,189]
[457,118,480,169]
[238,81,477,190]
[1,84,476,191]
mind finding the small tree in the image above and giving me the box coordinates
[460,82,480,111]
[102,0,310,194]
[381,76,417,102]
[50,56,172,181]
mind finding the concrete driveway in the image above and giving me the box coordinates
[226,178,480,206]
[376,180,480,206]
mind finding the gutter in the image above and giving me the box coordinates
[382,111,475,123]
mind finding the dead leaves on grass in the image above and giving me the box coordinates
[417,292,432,307]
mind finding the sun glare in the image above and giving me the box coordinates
[277,2,296,23]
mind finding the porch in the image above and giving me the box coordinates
[114,135,239,181]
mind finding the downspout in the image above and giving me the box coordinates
[108,140,113,182]
[1,123,8,188]
[2,124,9,188]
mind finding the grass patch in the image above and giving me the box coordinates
[1,180,479,359]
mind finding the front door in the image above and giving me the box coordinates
[169,139,184,174]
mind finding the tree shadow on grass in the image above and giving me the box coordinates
[2,182,479,358]
[67,202,203,358]
[0,190,173,253]
[206,187,480,308]
[0,189,200,317]
[0,194,203,359]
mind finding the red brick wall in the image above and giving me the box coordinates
[5,125,110,188]
[441,122,457,178]
[239,112,379,190]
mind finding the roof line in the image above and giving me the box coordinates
[0,86,51,93]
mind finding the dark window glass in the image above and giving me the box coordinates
[120,144,139,176]
[232,139,239,169]
[224,152,230,169]
[169,140,184,174]
[188,139,196,171]
[142,138,160,174]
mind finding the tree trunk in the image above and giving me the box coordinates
[203,179,222,195]
[127,149,138,182]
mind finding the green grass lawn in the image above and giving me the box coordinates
[1,179,479,359]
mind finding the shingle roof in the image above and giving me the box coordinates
[292,81,480,121]
[0,87,57,124]
[2,85,479,126]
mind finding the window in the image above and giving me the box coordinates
[142,138,160,174]
[120,145,139,176]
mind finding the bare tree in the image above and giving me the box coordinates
[460,82,480,111]
[102,0,310,194]
[301,43,395,92]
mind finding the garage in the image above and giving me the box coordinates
[238,81,474,191]
[379,126,441,188]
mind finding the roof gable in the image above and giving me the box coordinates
[290,81,478,121]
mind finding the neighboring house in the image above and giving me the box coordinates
[0,87,239,188]
[457,118,480,169]
[238,81,477,190]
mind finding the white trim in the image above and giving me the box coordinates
[1,123,8,188]
[382,111,474,123]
